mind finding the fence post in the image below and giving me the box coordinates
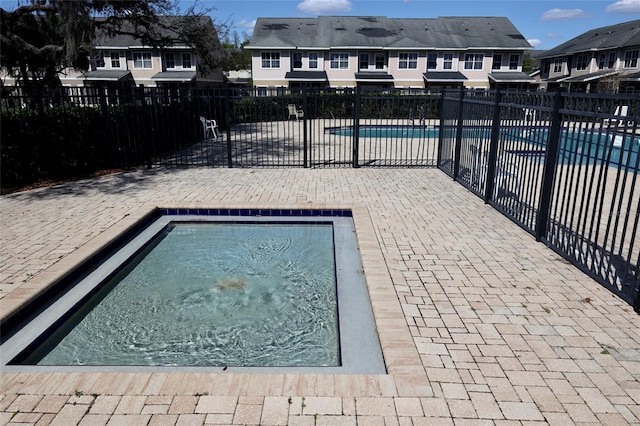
[303,87,309,168]
[452,86,465,179]
[224,88,233,168]
[535,88,564,241]
[352,86,361,168]
[484,88,503,203]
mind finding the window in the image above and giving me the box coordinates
[509,54,519,70]
[624,49,639,68]
[576,54,588,71]
[375,53,385,70]
[133,52,153,69]
[181,53,192,69]
[443,53,453,70]
[261,52,280,68]
[464,53,483,70]
[492,54,502,70]
[309,52,319,69]
[293,52,303,69]
[359,53,369,70]
[96,51,105,68]
[426,53,437,70]
[553,59,562,73]
[399,52,419,69]
[598,53,606,69]
[331,52,349,69]
[165,53,175,69]
[608,52,616,68]
[110,52,121,68]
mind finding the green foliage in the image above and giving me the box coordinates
[1,99,201,191]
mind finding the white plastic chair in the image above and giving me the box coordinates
[604,105,629,126]
[287,104,304,120]
[200,116,219,139]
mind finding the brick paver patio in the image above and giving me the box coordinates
[1,168,639,425]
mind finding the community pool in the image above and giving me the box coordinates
[328,125,438,139]
[328,125,639,171]
[1,209,385,373]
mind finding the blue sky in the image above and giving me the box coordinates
[187,0,640,50]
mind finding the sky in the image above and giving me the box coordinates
[186,0,640,50]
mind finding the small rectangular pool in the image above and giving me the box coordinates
[1,208,385,374]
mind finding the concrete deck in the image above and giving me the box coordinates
[1,167,639,425]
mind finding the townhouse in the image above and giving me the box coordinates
[1,16,224,89]
[247,16,534,91]
[538,19,640,93]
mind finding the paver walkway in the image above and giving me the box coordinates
[1,168,639,425]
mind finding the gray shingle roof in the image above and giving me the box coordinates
[248,16,531,50]
[539,19,640,58]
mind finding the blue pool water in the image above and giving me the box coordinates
[516,128,639,171]
[26,222,340,367]
[329,125,639,171]
[330,125,438,138]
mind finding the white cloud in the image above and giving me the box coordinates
[541,8,590,21]
[297,0,352,15]
[527,38,542,47]
[606,0,640,13]
[237,19,257,31]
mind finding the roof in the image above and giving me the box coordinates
[81,70,132,81]
[248,16,531,51]
[539,19,640,58]
[93,15,216,49]
[151,71,197,82]
[488,72,536,83]
[423,71,467,82]
[284,71,328,81]
[355,71,394,81]
[558,70,620,83]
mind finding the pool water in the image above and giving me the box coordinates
[330,125,438,139]
[23,222,340,367]
[330,125,638,171]
[517,129,639,171]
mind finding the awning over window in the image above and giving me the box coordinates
[621,72,640,82]
[82,70,132,81]
[488,72,535,83]
[284,71,328,81]
[355,72,394,82]
[151,71,197,82]
[558,70,620,83]
[423,71,467,82]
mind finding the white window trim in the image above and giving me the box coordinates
[133,51,153,69]
[181,52,194,70]
[261,52,281,69]
[464,53,484,71]
[308,52,319,69]
[399,52,419,70]
[330,52,349,70]
[443,53,454,70]
[292,52,303,70]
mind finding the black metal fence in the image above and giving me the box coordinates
[1,86,441,185]
[438,88,639,311]
[2,85,638,310]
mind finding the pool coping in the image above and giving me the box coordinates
[0,203,431,397]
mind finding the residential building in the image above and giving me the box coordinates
[1,16,224,89]
[247,16,534,91]
[538,19,640,93]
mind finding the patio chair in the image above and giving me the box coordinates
[200,116,219,139]
[604,105,629,127]
[287,104,304,120]
[523,108,536,123]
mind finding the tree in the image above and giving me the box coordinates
[221,30,251,70]
[1,0,225,97]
